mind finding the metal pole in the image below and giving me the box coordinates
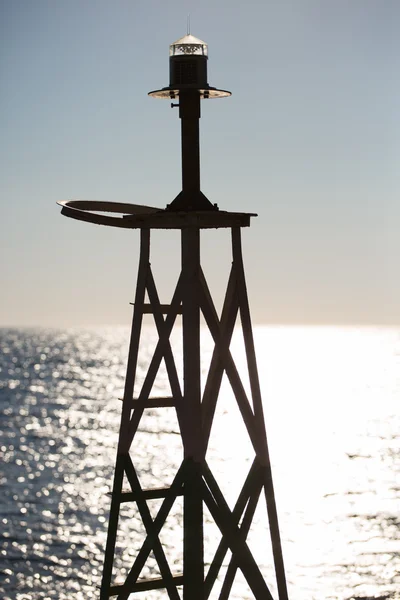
[180,91,201,198]
[181,227,204,599]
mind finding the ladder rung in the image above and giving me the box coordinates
[129,302,183,315]
[141,396,176,408]
[108,574,184,595]
[108,486,184,502]
[119,397,176,408]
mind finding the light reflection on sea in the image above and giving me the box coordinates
[0,326,399,599]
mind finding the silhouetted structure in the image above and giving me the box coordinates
[59,32,288,600]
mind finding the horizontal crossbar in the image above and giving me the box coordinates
[107,487,184,502]
[129,302,183,315]
[118,397,176,408]
[106,574,184,596]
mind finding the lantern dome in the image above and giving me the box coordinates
[169,34,208,57]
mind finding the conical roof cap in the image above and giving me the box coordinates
[171,34,207,46]
[170,34,208,56]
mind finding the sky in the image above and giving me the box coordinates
[1,0,399,327]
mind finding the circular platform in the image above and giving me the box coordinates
[57,200,256,229]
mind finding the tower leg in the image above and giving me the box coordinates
[181,228,204,599]
[232,227,288,600]
[100,456,125,599]
[100,230,150,598]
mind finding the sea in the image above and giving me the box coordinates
[0,325,399,600]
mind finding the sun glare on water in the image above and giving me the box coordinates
[0,325,399,599]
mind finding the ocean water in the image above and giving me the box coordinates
[0,325,399,600]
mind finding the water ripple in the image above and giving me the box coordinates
[0,326,399,599]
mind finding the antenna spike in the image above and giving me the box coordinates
[187,14,190,35]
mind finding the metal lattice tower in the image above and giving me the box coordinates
[59,32,288,600]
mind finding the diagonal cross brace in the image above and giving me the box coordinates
[145,267,187,444]
[124,273,184,451]
[122,456,181,600]
[202,463,274,600]
[114,459,187,599]
[201,264,239,451]
[198,269,263,458]
[204,459,261,598]
[218,475,264,600]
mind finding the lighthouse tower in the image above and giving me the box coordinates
[59,32,288,600]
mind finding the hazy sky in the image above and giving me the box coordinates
[1,0,399,326]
